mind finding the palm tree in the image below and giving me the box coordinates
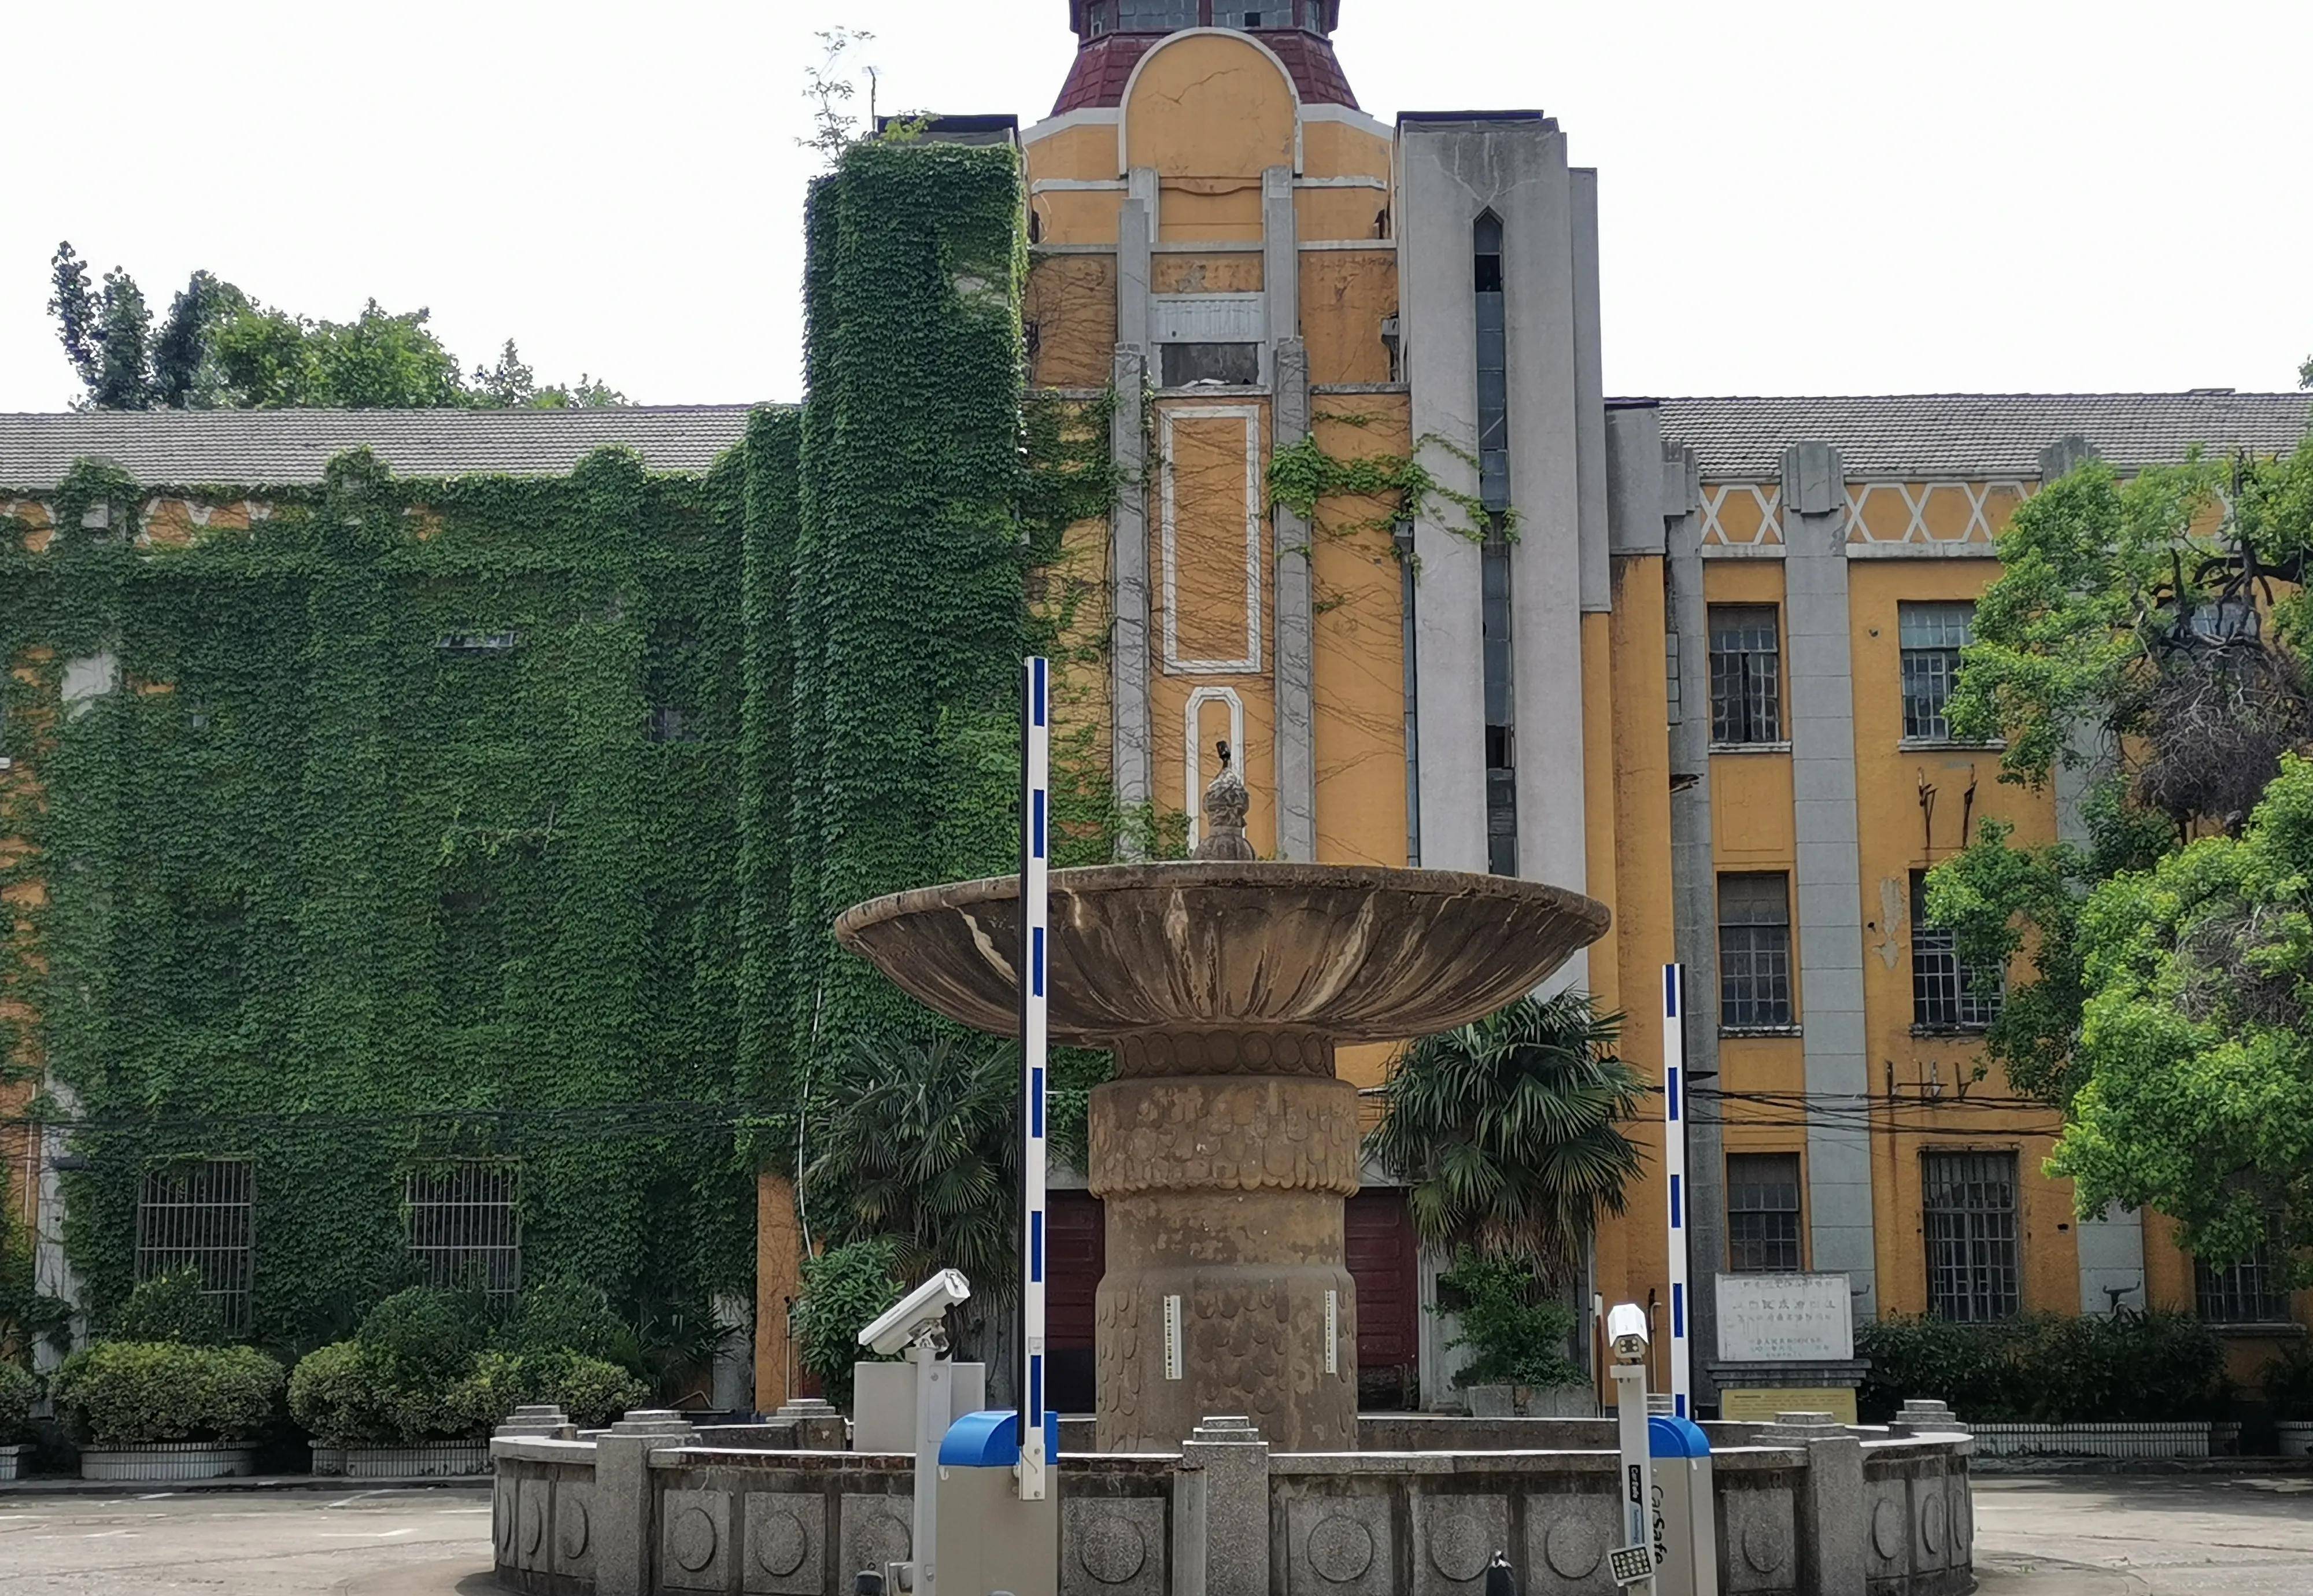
[1365,992,1646,1284]
[803,1030,1019,1296]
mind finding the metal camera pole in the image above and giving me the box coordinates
[1607,1305,1658,1594]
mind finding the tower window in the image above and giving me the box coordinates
[1117,1,1198,29]
[1473,213,1509,510]
[1708,604,1782,745]
[1482,533,1516,875]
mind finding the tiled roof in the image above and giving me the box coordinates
[1053,29,1358,114]
[1646,392,2313,481]
[0,405,767,492]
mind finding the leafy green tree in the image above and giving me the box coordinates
[1928,439,2313,1109]
[2035,755,2313,1263]
[790,1238,901,1409]
[1365,993,1645,1284]
[45,242,622,410]
[1432,1248,1583,1391]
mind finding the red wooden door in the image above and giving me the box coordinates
[1045,1191,1104,1413]
[1346,1188,1420,1406]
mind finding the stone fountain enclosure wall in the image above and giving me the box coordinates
[490,1407,1975,1596]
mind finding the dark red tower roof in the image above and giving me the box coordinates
[1054,4,1359,116]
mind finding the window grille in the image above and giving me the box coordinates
[438,630,522,657]
[1900,601,1974,742]
[1924,1150,2019,1321]
[1717,873,1793,1029]
[1709,605,1782,744]
[2196,1222,2292,1322]
[1727,1152,1804,1273]
[1911,871,2001,1029]
[406,1161,521,1299]
[136,1160,254,1332]
[648,704,700,744]
[1117,1,1198,28]
[1481,533,1517,876]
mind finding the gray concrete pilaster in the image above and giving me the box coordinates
[1126,166,1160,252]
[1762,1412,1868,1596]
[1782,441,1878,1321]
[1571,169,1610,615]
[1175,1416,1270,1596]
[1266,167,1316,862]
[592,1409,696,1596]
[1273,339,1317,861]
[1660,438,1727,1402]
[1111,201,1154,845]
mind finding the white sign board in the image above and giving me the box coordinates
[1714,1273,1854,1362]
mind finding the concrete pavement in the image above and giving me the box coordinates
[0,1486,495,1595]
[1975,1475,2313,1595]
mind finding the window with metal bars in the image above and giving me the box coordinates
[1923,1150,2020,1320]
[1727,1152,1804,1272]
[1900,601,1975,742]
[406,1161,521,1300]
[136,1160,254,1332]
[1708,605,1782,745]
[2195,1221,2292,1322]
[1911,871,2001,1030]
[1717,873,1793,1029]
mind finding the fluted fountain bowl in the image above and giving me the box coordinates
[832,860,1610,1048]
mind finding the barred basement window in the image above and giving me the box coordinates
[1717,873,1793,1029]
[1709,605,1782,745]
[1727,1152,1804,1273]
[1900,601,1975,742]
[136,1159,254,1332]
[1911,871,2001,1030]
[2196,1221,2292,1323]
[1924,1150,2020,1321]
[406,1161,521,1300]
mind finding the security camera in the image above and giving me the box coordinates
[859,1269,973,1357]
[1606,1302,1650,1364]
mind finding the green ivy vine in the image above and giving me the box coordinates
[1266,422,1514,549]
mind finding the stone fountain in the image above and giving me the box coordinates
[834,757,1610,1453]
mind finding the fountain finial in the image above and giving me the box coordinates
[1195,740,1257,862]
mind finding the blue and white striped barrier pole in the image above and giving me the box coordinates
[1664,963,1692,1420]
[1019,657,1051,1501]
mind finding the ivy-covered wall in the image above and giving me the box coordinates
[0,448,757,1347]
[0,135,1107,1354]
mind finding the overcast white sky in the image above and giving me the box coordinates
[4,0,2307,413]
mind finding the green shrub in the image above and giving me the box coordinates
[793,1240,902,1410]
[505,1278,635,1366]
[288,1340,389,1449]
[467,1349,649,1430]
[356,1287,490,1386]
[112,1269,228,1346]
[1858,1311,2223,1424]
[1434,1248,1584,1391]
[54,1342,283,1446]
[0,1361,39,1442]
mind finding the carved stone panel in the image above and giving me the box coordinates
[661,1488,731,1592]
[516,1474,553,1574]
[1521,1490,1618,1595]
[1866,1480,1912,1582]
[1717,1483,1799,1595]
[1089,1076,1361,1196]
[1062,1494,1167,1596]
[1413,1492,1507,1596]
[744,1492,826,1595]
[840,1492,914,1590]
[493,1473,519,1567]
[1285,1495,1394,1596]
[552,1479,596,1577]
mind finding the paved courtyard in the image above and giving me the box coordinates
[0,1474,2307,1593]
[0,1486,495,1595]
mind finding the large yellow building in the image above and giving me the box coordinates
[1008,1,2313,1409]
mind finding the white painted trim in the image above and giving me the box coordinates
[1183,686,1247,852]
[1159,404,1265,675]
[1152,241,1264,254]
[1117,28,1305,176]
[1844,541,2002,560]
[1294,175,1387,189]
[1300,101,1394,141]
[1700,543,1787,560]
[1029,178,1129,193]
[1300,239,1392,252]
[1022,106,1121,154]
